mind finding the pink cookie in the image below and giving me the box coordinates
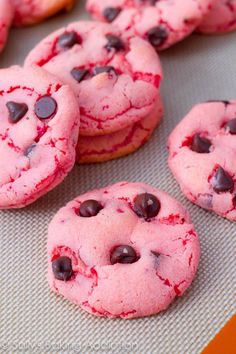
[76,93,163,163]
[168,100,236,221]
[86,0,213,50]
[0,65,79,209]
[48,181,200,319]
[25,21,162,136]
[0,0,14,53]
[12,0,75,26]
[198,0,236,34]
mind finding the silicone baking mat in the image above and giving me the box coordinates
[0,1,235,353]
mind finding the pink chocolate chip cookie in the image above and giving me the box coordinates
[197,0,236,34]
[168,100,236,221]
[25,21,162,136]
[0,0,14,53]
[48,181,200,319]
[86,0,213,50]
[12,0,75,26]
[76,93,163,163]
[0,65,79,209]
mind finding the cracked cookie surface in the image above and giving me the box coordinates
[197,0,236,33]
[0,66,79,208]
[76,92,163,163]
[12,0,75,26]
[25,21,162,136]
[48,181,200,319]
[0,0,14,53]
[168,101,236,221]
[86,0,213,50]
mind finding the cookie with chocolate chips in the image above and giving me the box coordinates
[0,66,79,208]
[25,21,162,137]
[47,182,200,318]
[86,0,213,50]
[168,101,236,221]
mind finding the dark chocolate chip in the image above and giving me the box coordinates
[211,167,234,193]
[58,31,80,49]
[103,7,121,22]
[110,245,138,265]
[207,100,230,106]
[151,251,160,258]
[34,96,57,120]
[137,0,156,3]
[93,66,116,76]
[105,34,125,52]
[71,68,89,83]
[134,193,161,218]
[147,26,168,48]
[6,101,28,123]
[25,144,36,156]
[52,256,73,281]
[191,134,212,153]
[79,200,103,217]
[225,118,236,134]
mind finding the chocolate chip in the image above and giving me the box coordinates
[147,26,168,48]
[211,167,234,193]
[191,134,212,153]
[103,7,121,22]
[225,118,236,134]
[93,66,116,76]
[25,144,36,156]
[137,0,156,3]
[151,251,160,258]
[6,101,28,123]
[105,34,124,52]
[52,256,73,281]
[71,68,89,83]
[207,100,230,105]
[58,31,80,49]
[134,193,161,218]
[110,245,138,265]
[34,96,57,120]
[79,200,103,217]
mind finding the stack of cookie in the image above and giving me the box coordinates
[25,21,163,163]
[0,0,75,53]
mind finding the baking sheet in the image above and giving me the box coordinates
[0,1,235,353]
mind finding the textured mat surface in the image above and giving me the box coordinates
[0,1,235,353]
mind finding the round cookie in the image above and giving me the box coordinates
[25,21,162,136]
[12,0,75,26]
[168,100,236,221]
[48,181,200,319]
[86,0,213,50]
[197,0,236,34]
[76,93,163,163]
[0,65,79,209]
[0,0,14,53]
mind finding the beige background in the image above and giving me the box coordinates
[0,1,235,353]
